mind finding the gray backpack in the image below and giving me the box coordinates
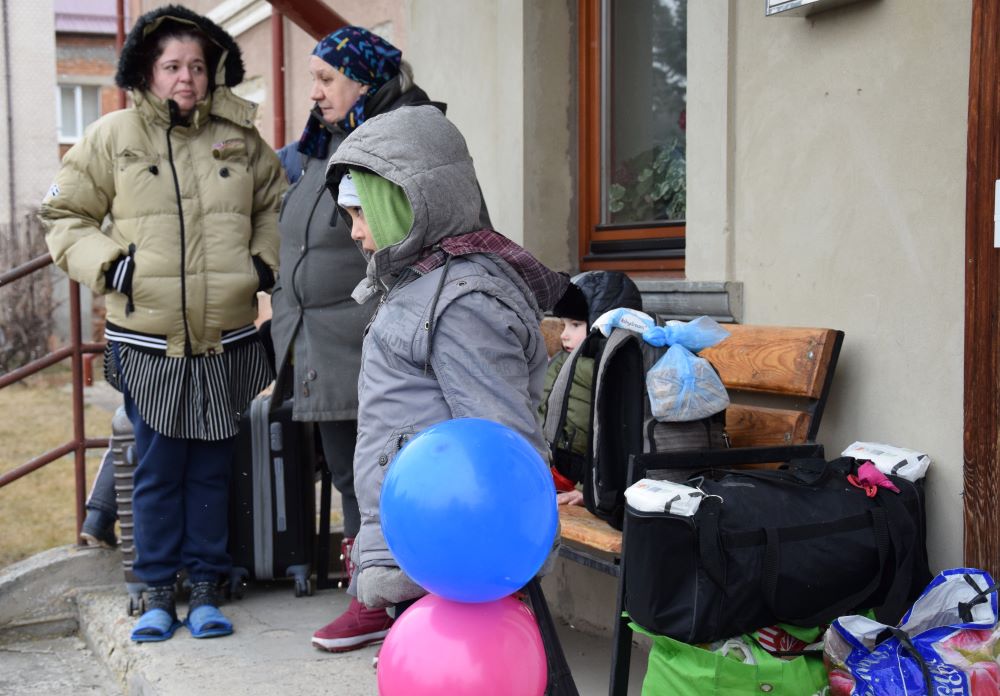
[584,327,728,529]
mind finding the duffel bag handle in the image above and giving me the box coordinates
[761,507,893,626]
[785,456,854,485]
[703,457,846,489]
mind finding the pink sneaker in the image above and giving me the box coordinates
[311,598,393,653]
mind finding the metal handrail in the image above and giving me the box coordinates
[0,252,107,539]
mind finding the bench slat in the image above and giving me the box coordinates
[702,325,838,399]
[725,404,810,447]
[559,505,622,554]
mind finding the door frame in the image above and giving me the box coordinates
[964,0,1000,573]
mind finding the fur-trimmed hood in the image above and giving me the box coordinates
[115,4,244,91]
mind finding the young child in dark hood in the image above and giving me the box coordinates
[316,105,567,631]
[540,272,643,505]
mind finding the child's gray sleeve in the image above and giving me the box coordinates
[428,292,549,460]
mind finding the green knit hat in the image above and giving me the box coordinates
[351,168,413,250]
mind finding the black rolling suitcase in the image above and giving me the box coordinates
[228,391,317,598]
[109,405,148,615]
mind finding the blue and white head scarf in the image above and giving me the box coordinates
[298,26,402,159]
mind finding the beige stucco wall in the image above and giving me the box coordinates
[1,0,59,229]
[407,0,525,245]
[687,0,970,570]
[407,0,574,264]
[2,1,64,340]
[523,0,575,270]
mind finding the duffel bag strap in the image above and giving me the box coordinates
[761,507,892,626]
[697,496,728,591]
[870,487,921,625]
[719,458,837,488]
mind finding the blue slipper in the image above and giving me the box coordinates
[131,608,182,643]
[185,605,234,639]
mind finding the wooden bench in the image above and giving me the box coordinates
[555,324,845,576]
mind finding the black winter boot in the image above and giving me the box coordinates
[145,584,177,617]
[188,580,221,612]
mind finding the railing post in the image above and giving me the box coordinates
[70,279,86,539]
[271,8,286,148]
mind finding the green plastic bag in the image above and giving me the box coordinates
[632,623,829,696]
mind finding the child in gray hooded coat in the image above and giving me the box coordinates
[314,105,567,639]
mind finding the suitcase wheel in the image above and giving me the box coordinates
[294,577,312,598]
[229,569,248,600]
[127,593,146,617]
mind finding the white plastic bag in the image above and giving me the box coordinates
[840,442,930,482]
[624,478,704,517]
[592,307,656,336]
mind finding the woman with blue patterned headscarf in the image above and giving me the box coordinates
[268,26,443,656]
[287,26,444,166]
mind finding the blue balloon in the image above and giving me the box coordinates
[380,418,558,603]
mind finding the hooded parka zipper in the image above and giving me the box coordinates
[165,100,193,357]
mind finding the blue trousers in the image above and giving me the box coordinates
[85,444,116,517]
[124,393,234,587]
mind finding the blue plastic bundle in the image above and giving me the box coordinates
[642,315,731,351]
[592,309,731,422]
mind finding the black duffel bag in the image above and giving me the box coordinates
[624,457,930,644]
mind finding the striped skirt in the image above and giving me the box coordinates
[103,330,274,441]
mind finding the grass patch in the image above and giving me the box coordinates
[0,367,346,575]
[0,367,116,568]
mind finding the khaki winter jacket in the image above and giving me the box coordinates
[40,89,284,357]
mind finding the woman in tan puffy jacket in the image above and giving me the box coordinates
[39,4,284,643]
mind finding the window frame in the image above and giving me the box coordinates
[56,84,101,145]
[578,0,686,273]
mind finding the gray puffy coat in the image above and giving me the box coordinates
[270,81,441,421]
[270,144,371,420]
[327,106,552,607]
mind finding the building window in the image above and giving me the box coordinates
[579,0,687,272]
[57,85,101,144]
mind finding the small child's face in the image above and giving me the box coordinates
[560,319,588,352]
[344,206,376,252]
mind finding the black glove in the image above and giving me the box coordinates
[104,250,134,296]
[252,255,275,292]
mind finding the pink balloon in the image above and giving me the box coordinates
[377,594,547,696]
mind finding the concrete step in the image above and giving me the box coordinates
[1,546,650,695]
[0,635,120,695]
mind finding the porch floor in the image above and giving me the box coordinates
[1,545,649,695]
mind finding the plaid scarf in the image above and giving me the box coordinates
[411,229,568,312]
